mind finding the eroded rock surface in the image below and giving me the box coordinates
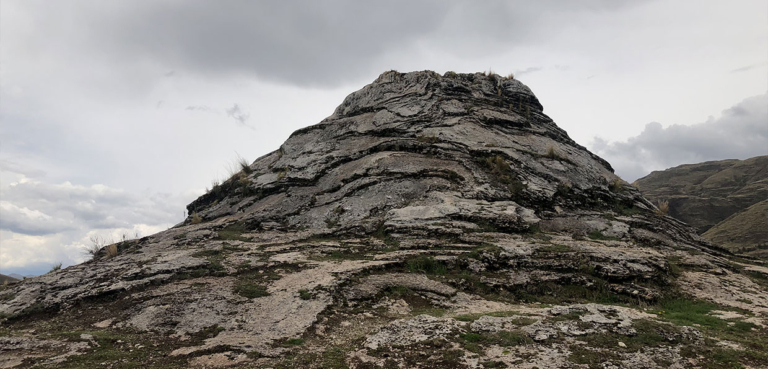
[1,71,766,368]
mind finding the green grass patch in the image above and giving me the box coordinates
[411,307,447,317]
[416,135,440,144]
[568,345,621,368]
[454,311,531,323]
[285,338,305,346]
[44,327,217,369]
[614,202,642,216]
[650,297,768,367]
[549,310,587,322]
[52,331,152,368]
[298,289,312,300]
[320,346,349,369]
[655,298,752,332]
[406,256,447,275]
[222,243,248,252]
[667,256,683,277]
[318,249,369,261]
[509,280,632,306]
[587,230,619,241]
[217,223,250,242]
[681,344,757,369]
[478,155,526,196]
[538,244,573,253]
[445,270,503,299]
[462,244,503,260]
[745,270,768,288]
[188,249,228,277]
[580,319,683,352]
[372,220,400,248]
[459,330,533,354]
[233,281,270,299]
[480,361,507,368]
[269,352,320,369]
[190,249,221,258]
[383,286,446,317]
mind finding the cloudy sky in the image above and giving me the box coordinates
[1,0,766,276]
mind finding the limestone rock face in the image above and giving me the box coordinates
[2,71,766,368]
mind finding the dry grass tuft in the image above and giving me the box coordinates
[656,200,670,215]
[237,156,253,175]
[609,178,628,193]
[49,262,62,273]
[106,244,118,258]
[545,145,565,160]
[191,212,202,224]
[416,134,440,144]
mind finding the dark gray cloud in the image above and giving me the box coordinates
[11,0,644,87]
[591,93,768,182]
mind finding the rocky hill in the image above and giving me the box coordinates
[1,71,767,369]
[635,156,768,255]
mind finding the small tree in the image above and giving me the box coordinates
[85,235,106,259]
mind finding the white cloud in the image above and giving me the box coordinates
[591,93,768,182]
[0,171,197,275]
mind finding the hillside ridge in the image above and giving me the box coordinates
[635,155,768,256]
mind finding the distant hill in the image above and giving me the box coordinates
[8,273,35,280]
[703,199,768,257]
[635,155,768,253]
[0,274,20,285]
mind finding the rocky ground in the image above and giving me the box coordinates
[1,71,767,368]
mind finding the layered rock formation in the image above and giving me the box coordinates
[1,71,767,369]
